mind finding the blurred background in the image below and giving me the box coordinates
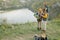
[0,0,60,19]
[0,0,60,40]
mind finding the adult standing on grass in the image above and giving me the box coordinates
[42,1,49,32]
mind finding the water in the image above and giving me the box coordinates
[0,9,37,24]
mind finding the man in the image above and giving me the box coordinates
[44,2,49,13]
[41,8,48,32]
[34,8,43,30]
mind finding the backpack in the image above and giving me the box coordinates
[42,13,48,19]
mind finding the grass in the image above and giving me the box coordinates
[0,19,60,40]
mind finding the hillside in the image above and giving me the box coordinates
[0,19,60,40]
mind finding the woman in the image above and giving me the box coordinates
[37,8,43,30]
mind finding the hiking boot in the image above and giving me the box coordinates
[41,30,46,33]
[37,27,41,31]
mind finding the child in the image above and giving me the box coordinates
[37,8,43,30]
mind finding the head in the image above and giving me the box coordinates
[43,8,47,13]
[43,1,47,6]
[38,8,43,14]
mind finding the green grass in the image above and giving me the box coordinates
[0,19,60,40]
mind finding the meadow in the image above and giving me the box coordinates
[0,19,60,40]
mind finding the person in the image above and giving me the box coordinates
[41,8,48,32]
[43,2,48,13]
[34,8,43,30]
[37,8,43,30]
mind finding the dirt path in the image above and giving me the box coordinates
[1,34,35,40]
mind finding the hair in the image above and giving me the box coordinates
[43,8,46,13]
[38,8,43,13]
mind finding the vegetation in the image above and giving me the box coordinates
[0,19,60,40]
[0,0,60,40]
[0,0,60,19]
